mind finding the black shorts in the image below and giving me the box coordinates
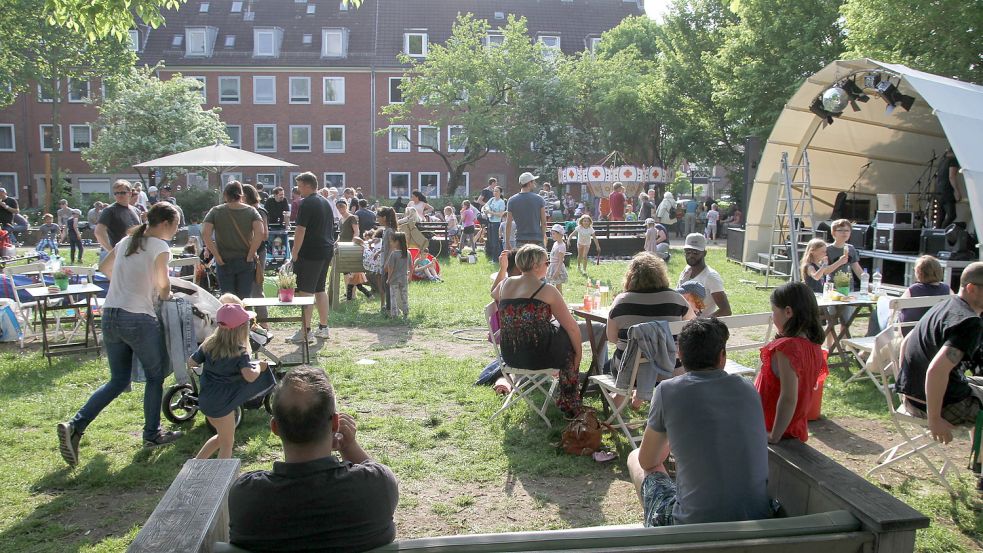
[463,226,476,235]
[294,255,332,293]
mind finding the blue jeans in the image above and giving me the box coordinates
[216,257,256,300]
[71,308,166,441]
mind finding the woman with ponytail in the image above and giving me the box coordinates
[57,202,183,467]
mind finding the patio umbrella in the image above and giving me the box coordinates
[134,143,297,172]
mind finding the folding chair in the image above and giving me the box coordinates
[589,320,688,449]
[842,295,950,390]
[486,303,558,427]
[866,326,971,493]
[56,265,98,342]
[2,262,46,340]
[168,257,199,281]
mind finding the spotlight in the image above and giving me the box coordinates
[810,97,836,125]
[864,73,881,89]
[821,86,849,113]
[876,80,916,113]
[842,80,869,111]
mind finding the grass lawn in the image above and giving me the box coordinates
[0,246,979,552]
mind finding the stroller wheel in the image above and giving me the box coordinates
[162,384,198,424]
[263,392,273,415]
[206,406,242,433]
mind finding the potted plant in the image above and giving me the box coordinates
[276,271,297,302]
[833,272,851,296]
[459,246,476,264]
[53,267,73,291]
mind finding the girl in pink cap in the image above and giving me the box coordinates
[189,296,275,459]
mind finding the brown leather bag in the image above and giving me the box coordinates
[226,208,264,285]
[561,409,603,456]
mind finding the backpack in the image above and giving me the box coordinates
[0,301,23,343]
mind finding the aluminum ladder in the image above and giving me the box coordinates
[759,151,818,289]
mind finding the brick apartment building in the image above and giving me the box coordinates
[0,0,644,206]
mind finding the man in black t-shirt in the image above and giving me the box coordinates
[898,262,983,444]
[290,172,335,343]
[95,180,141,257]
[264,186,290,227]
[229,366,398,553]
[0,187,19,230]
[936,148,961,228]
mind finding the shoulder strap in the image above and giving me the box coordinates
[529,281,548,300]
[225,207,252,249]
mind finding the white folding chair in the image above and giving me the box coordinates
[843,295,950,390]
[2,262,46,340]
[168,257,199,281]
[486,303,559,427]
[866,326,970,493]
[589,320,689,449]
[55,265,98,342]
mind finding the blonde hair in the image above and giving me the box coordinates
[914,255,943,284]
[800,238,827,281]
[623,252,670,292]
[578,214,593,228]
[831,219,852,232]
[201,294,253,358]
[515,244,548,272]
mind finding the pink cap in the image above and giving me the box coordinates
[216,303,256,329]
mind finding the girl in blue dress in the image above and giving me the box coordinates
[190,300,275,459]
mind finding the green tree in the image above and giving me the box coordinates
[84,66,229,186]
[381,14,556,195]
[841,0,983,83]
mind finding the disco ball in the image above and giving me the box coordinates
[821,87,849,113]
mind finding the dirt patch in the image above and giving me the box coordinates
[55,489,157,542]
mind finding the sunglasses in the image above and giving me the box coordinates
[113,190,130,195]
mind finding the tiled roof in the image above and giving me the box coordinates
[139,0,644,68]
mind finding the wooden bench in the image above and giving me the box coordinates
[564,220,647,258]
[716,312,774,376]
[132,441,928,553]
[415,221,450,258]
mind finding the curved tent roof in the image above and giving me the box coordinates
[744,59,983,262]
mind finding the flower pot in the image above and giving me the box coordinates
[278,288,295,302]
[835,286,850,296]
[54,277,69,291]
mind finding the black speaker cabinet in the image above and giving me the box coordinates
[849,224,874,250]
[920,229,947,255]
[874,228,921,253]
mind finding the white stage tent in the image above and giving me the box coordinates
[744,59,983,263]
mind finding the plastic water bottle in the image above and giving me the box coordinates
[51,255,62,272]
[872,270,882,295]
[823,276,833,299]
[592,280,601,309]
[860,269,869,295]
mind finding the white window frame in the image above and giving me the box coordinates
[418,172,440,197]
[486,32,504,49]
[256,173,276,189]
[447,125,465,153]
[0,174,18,199]
[322,125,345,153]
[418,125,439,151]
[231,1,243,12]
[539,35,561,61]
[388,172,410,199]
[224,35,236,48]
[388,125,411,152]
[40,124,62,152]
[172,34,184,47]
[447,172,470,197]
[253,76,276,104]
[186,28,208,56]
[200,2,210,13]
[189,76,206,102]
[128,29,140,51]
[37,82,59,103]
[254,28,278,57]
[323,173,346,189]
[321,28,347,58]
[404,32,428,57]
[0,124,14,152]
[219,76,240,103]
[69,124,91,151]
[388,77,404,104]
[67,79,90,103]
[225,124,242,148]
[288,76,311,104]
[221,172,243,185]
[322,76,345,104]
[589,37,602,54]
[254,124,277,152]
[289,125,311,152]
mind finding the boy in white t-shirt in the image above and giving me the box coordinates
[678,233,731,317]
[705,203,720,242]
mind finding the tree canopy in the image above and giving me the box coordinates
[84,66,229,183]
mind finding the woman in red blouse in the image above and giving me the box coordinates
[755,282,827,442]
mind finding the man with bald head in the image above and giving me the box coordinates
[229,366,398,553]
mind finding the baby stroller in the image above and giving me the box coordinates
[161,279,278,430]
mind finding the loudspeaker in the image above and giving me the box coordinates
[843,200,872,222]
[920,229,947,255]
[743,136,761,210]
[849,224,874,250]
[874,228,921,253]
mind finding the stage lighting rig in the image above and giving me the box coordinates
[842,79,869,111]
[810,97,836,125]
[876,79,916,113]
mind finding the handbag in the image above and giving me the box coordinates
[560,408,604,456]
[226,208,264,285]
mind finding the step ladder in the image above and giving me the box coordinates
[758,151,818,289]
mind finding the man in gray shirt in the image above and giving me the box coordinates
[628,318,772,526]
[504,172,547,247]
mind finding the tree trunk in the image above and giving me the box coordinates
[447,165,467,197]
[48,76,62,214]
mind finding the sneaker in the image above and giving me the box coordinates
[313,326,331,339]
[288,328,316,344]
[57,421,81,467]
[144,429,183,449]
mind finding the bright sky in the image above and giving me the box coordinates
[643,0,672,21]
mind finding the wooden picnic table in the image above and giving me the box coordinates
[26,283,102,367]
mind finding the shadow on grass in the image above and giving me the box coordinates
[497,393,629,528]
[808,418,884,455]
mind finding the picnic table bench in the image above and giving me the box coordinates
[129,441,928,553]
[415,221,450,258]
[562,220,647,258]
